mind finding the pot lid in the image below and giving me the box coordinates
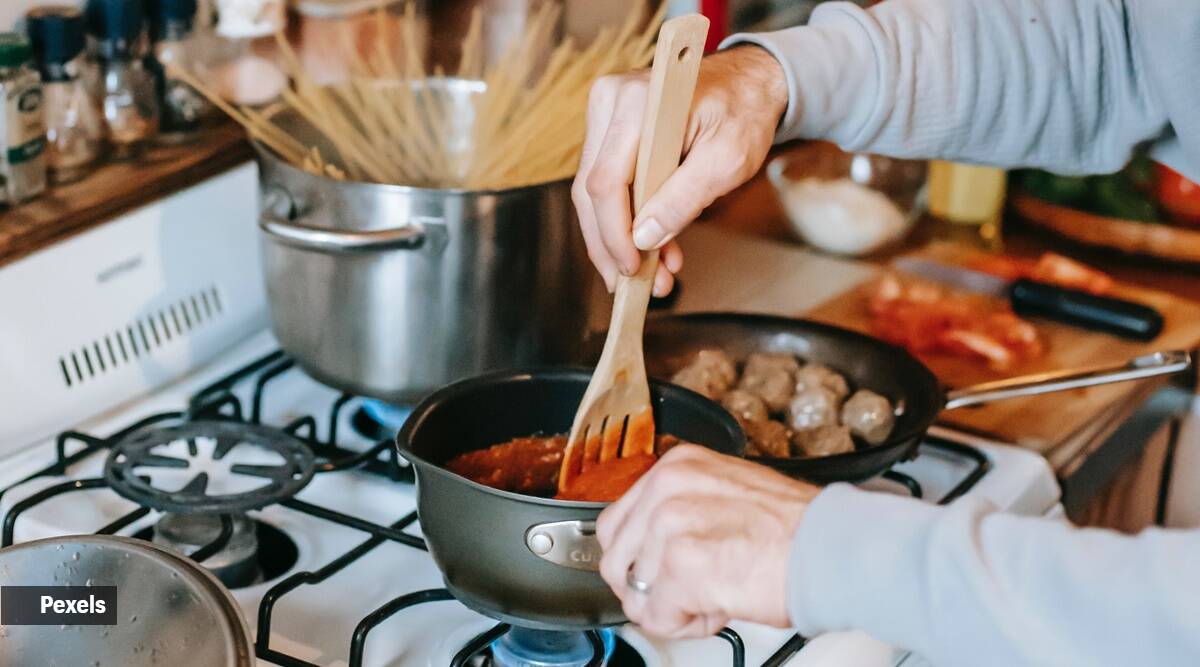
[0,535,254,667]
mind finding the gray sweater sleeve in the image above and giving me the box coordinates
[791,485,1200,665]
[722,0,1200,179]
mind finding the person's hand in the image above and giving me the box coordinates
[573,46,789,296]
[596,444,820,638]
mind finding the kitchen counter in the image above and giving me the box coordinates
[0,122,251,269]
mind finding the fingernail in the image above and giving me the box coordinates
[632,218,666,251]
[620,260,638,276]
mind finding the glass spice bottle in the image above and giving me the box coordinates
[86,0,159,159]
[0,33,48,205]
[27,6,105,184]
[147,0,212,143]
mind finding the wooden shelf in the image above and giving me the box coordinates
[0,122,253,268]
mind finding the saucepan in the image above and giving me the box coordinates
[639,313,1192,483]
[396,369,744,630]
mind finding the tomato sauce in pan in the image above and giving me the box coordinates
[444,434,680,502]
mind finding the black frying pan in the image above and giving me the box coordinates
[636,313,1191,484]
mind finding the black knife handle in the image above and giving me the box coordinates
[1009,279,1165,341]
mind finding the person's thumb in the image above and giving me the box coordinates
[631,145,750,251]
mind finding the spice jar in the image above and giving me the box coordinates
[0,33,48,205]
[208,0,286,106]
[27,6,105,184]
[86,0,160,159]
[147,0,212,143]
[293,0,429,86]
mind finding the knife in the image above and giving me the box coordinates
[893,257,1165,341]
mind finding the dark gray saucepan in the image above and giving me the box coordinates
[638,313,1191,483]
[396,368,744,630]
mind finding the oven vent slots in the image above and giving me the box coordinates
[58,286,225,388]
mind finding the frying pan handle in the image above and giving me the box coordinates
[943,350,1192,410]
[524,520,602,572]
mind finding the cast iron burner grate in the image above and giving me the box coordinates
[105,420,316,513]
[1,349,990,667]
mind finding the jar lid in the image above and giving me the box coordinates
[26,6,86,67]
[85,0,145,48]
[215,0,284,39]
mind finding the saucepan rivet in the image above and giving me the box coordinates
[528,532,554,555]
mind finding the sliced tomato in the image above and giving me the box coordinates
[1155,163,1200,227]
[970,252,1112,295]
[1028,253,1114,295]
[868,275,1045,368]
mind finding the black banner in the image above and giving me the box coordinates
[1,586,117,625]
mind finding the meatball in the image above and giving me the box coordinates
[743,352,801,378]
[721,389,769,422]
[791,424,856,458]
[738,369,794,413]
[742,419,791,458]
[794,362,850,400]
[671,349,737,399]
[786,386,841,431]
[841,389,895,445]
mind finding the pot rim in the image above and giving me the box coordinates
[396,367,746,510]
[253,142,574,198]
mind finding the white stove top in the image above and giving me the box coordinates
[0,328,1061,667]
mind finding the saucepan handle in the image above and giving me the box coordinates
[524,520,602,572]
[943,350,1192,410]
[259,189,432,253]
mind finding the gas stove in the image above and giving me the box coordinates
[0,166,1061,666]
[0,328,1061,667]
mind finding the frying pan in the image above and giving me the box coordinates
[638,313,1192,484]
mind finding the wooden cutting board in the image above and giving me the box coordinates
[805,242,1200,452]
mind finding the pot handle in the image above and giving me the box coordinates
[943,350,1192,410]
[259,190,431,253]
[524,520,602,572]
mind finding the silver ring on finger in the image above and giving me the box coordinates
[626,563,652,594]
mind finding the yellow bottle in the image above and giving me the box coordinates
[928,161,1006,247]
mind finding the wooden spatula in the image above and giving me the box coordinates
[559,15,709,494]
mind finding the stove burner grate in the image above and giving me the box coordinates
[104,420,316,513]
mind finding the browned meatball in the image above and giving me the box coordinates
[794,362,850,400]
[743,419,791,458]
[786,386,841,431]
[791,424,855,458]
[743,352,801,378]
[841,389,895,445]
[671,349,737,399]
[721,389,769,422]
[738,369,794,413]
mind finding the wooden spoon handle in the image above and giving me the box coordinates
[608,14,709,346]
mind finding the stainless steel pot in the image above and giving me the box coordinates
[0,535,254,666]
[254,79,599,403]
[396,368,745,630]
